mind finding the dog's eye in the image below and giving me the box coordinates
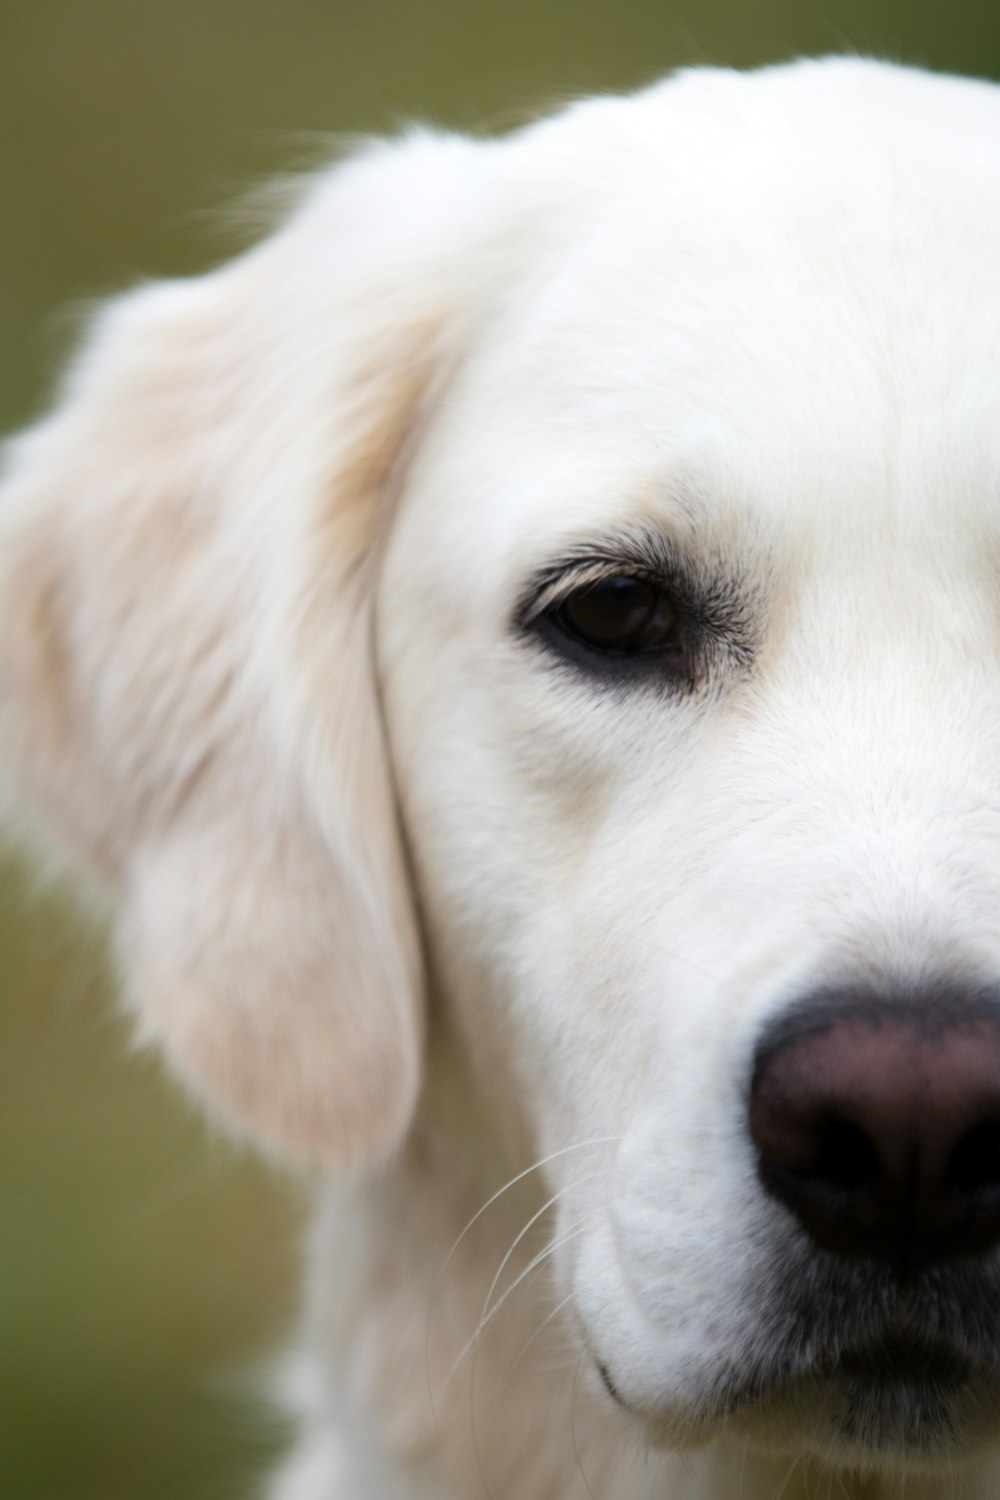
[553,577,681,656]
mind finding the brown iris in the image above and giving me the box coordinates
[555,576,680,655]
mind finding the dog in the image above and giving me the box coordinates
[5,53,1000,1500]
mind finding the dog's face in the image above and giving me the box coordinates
[378,62,1000,1465]
[5,56,1000,1477]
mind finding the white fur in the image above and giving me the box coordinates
[5,56,1000,1500]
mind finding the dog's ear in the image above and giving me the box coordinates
[0,132,498,1169]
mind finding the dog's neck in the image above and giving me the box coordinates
[275,1034,1000,1500]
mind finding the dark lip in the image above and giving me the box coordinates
[833,1334,975,1390]
[597,1358,627,1407]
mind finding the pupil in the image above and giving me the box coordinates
[561,577,675,652]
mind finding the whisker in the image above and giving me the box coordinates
[570,1353,602,1500]
[439,1137,620,1283]
[424,1136,619,1416]
[444,1223,588,1392]
[479,1168,606,1331]
[497,1290,578,1394]
[773,1455,802,1500]
[738,1434,750,1500]
[831,1465,853,1500]
[466,1191,594,1493]
[469,1349,497,1500]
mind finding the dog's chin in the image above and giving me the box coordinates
[605,1341,1000,1471]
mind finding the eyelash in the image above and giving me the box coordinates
[512,535,754,689]
[518,560,697,685]
[521,560,666,626]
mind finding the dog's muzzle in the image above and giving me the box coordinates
[743,983,1000,1444]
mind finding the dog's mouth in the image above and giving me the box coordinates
[833,1331,974,1391]
[739,1252,1000,1449]
[813,1332,987,1453]
[583,1232,1000,1460]
[593,1314,998,1457]
[715,1320,1000,1458]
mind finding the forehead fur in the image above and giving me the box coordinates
[401,57,1000,600]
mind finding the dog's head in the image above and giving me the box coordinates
[6,56,1000,1472]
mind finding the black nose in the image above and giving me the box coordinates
[748,990,1000,1269]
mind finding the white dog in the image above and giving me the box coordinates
[5,54,1000,1500]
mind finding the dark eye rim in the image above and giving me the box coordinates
[511,527,757,690]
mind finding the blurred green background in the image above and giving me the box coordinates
[3,3,1000,1497]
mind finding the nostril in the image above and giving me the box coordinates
[948,1121,1000,1200]
[811,1116,880,1192]
[757,1112,881,1212]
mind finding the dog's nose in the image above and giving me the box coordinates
[748,993,1000,1267]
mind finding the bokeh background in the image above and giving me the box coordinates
[3,3,1000,1496]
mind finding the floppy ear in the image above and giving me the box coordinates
[0,131,499,1169]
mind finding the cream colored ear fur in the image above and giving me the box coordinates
[0,131,499,1169]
